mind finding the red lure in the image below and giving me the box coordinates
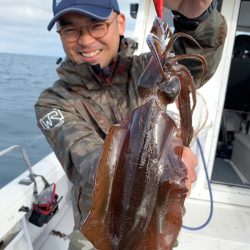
[153,0,164,19]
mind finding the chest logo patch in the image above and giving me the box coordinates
[40,109,64,130]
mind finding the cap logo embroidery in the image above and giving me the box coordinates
[40,108,65,130]
[56,0,62,7]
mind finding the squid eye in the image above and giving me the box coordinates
[158,76,181,103]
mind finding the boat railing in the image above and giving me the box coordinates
[0,145,37,187]
[0,145,35,249]
[0,145,70,249]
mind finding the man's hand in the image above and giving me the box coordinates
[164,0,213,18]
[181,146,198,196]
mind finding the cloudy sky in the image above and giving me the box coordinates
[0,0,139,57]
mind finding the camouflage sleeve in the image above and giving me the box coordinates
[35,90,104,187]
[173,10,227,88]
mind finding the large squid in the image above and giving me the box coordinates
[82,13,206,250]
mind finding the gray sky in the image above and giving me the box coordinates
[0,0,138,57]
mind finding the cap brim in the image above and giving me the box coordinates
[47,5,113,31]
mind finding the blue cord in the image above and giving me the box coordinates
[182,137,214,230]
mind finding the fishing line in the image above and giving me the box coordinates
[182,137,214,230]
[26,135,44,147]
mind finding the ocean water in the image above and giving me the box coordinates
[0,52,60,188]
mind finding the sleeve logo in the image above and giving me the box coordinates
[40,109,65,130]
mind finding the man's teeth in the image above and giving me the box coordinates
[81,50,100,58]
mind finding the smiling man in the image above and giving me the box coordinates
[35,0,227,249]
[56,11,124,67]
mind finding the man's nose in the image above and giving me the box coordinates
[77,27,96,44]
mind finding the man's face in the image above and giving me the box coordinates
[58,12,125,68]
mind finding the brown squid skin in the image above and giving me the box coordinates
[82,17,206,249]
[81,119,128,249]
[82,98,188,249]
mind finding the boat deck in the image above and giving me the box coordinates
[38,197,250,250]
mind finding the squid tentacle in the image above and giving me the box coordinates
[175,65,197,113]
[147,35,169,80]
[168,53,207,84]
[169,64,197,146]
[150,17,165,42]
[164,32,202,58]
[178,84,193,146]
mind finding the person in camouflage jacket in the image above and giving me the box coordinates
[35,0,227,238]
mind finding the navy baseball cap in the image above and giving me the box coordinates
[47,0,120,31]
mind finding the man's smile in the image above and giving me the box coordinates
[80,49,102,58]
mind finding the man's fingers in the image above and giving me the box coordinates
[181,147,198,195]
[182,147,198,177]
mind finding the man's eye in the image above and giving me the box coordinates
[63,28,78,33]
[91,23,106,30]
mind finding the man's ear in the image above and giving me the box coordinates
[117,13,126,36]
